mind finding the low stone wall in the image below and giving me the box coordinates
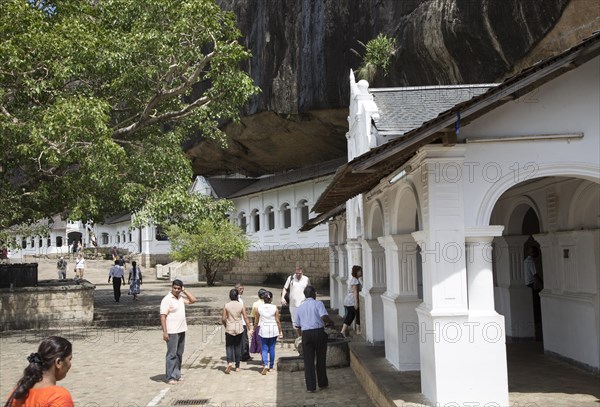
[141,253,172,268]
[223,247,331,288]
[0,280,95,331]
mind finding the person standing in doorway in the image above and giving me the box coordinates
[160,279,197,384]
[56,257,68,280]
[281,266,310,331]
[71,241,77,259]
[524,246,543,340]
[108,260,125,303]
[294,286,334,393]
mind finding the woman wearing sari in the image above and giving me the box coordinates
[128,261,143,301]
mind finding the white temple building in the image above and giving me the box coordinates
[10,159,342,282]
[302,32,600,405]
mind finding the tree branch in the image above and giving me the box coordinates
[110,39,235,138]
[0,105,13,119]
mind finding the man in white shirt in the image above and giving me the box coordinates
[160,279,197,384]
[281,266,310,330]
[108,260,125,302]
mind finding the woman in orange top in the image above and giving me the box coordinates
[4,336,74,407]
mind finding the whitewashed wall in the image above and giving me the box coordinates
[231,177,332,252]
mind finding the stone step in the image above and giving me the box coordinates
[91,301,334,331]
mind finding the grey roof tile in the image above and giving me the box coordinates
[217,157,346,199]
[371,84,495,134]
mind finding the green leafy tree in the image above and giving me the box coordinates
[167,217,250,286]
[0,0,259,233]
[352,33,397,82]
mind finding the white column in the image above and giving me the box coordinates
[463,226,509,405]
[495,235,534,339]
[465,227,504,311]
[344,239,363,316]
[346,239,363,268]
[409,149,508,405]
[362,239,386,343]
[379,234,421,370]
[534,233,559,291]
[328,244,339,313]
[334,244,348,316]
[141,225,153,267]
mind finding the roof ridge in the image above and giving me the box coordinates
[370,84,499,92]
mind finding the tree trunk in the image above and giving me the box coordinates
[205,263,216,286]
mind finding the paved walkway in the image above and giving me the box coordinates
[2,258,599,406]
[1,325,373,406]
[1,258,372,406]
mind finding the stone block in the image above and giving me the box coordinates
[286,328,350,369]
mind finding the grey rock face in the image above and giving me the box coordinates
[219,0,568,113]
[190,0,579,176]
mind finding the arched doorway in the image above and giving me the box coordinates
[363,201,386,344]
[491,176,600,372]
[380,185,422,370]
[67,232,82,256]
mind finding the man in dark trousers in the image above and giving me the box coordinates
[160,279,197,384]
[108,259,125,302]
[294,285,334,393]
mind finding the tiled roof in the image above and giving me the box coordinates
[205,178,257,198]
[209,157,347,199]
[104,214,132,224]
[309,31,600,218]
[372,85,494,134]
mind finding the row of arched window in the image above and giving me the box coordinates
[21,236,54,249]
[234,200,310,233]
[100,231,133,245]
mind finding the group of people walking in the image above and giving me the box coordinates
[158,264,363,394]
[108,258,142,302]
[4,265,362,406]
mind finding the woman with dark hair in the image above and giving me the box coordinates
[249,288,267,354]
[222,288,252,374]
[5,336,73,407]
[128,261,143,301]
[341,265,363,337]
[256,291,283,375]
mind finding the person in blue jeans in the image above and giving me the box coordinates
[256,291,283,375]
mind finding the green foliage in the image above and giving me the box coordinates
[167,215,250,286]
[352,33,396,82]
[0,0,260,231]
